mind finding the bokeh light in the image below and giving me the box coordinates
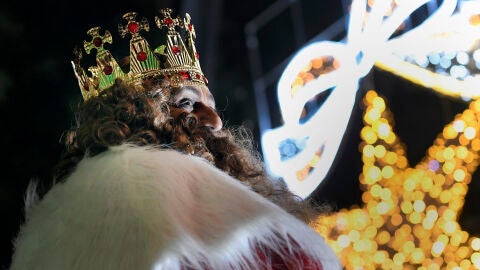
[314,90,480,269]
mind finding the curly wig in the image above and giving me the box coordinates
[54,79,324,223]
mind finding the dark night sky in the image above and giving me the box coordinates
[1,0,479,269]
[0,0,277,267]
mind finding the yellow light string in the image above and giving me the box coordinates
[290,55,339,181]
[314,90,480,269]
[372,3,480,100]
[291,55,338,98]
[375,57,480,100]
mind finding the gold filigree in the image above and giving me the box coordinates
[71,9,207,101]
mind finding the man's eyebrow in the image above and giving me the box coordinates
[170,88,201,102]
[177,87,216,108]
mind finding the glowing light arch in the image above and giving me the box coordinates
[259,0,480,268]
[261,0,480,198]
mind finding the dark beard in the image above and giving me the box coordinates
[55,89,324,223]
[170,112,265,185]
[168,112,325,224]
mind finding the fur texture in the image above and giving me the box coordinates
[10,145,340,269]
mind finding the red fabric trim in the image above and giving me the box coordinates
[255,242,323,270]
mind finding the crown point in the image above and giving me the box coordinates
[128,22,139,33]
[164,17,173,26]
[123,12,137,19]
[136,51,147,61]
[93,37,103,47]
[103,65,113,75]
[172,46,181,55]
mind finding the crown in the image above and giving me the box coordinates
[71,8,208,101]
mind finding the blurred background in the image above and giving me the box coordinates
[1,0,479,268]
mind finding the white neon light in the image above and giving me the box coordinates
[261,0,480,199]
[382,0,466,56]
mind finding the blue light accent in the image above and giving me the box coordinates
[356,51,364,64]
[278,137,308,161]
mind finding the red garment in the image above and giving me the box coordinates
[256,241,323,270]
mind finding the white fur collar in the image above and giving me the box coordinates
[11,145,340,269]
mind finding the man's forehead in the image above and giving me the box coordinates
[173,86,214,99]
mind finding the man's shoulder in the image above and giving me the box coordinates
[11,144,341,269]
[72,144,222,186]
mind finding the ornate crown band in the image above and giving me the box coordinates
[71,8,208,101]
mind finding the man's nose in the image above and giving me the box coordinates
[193,102,223,131]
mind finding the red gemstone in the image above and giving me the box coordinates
[137,51,147,61]
[164,17,173,26]
[188,24,193,31]
[103,65,113,75]
[128,22,139,33]
[83,83,90,91]
[203,75,208,84]
[93,37,102,47]
[179,71,189,79]
[195,52,199,59]
[195,73,201,79]
[172,46,180,55]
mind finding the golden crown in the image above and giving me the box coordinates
[71,8,208,101]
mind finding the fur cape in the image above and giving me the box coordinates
[10,144,340,269]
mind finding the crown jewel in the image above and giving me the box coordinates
[71,9,208,101]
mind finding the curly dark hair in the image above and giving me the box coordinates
[54,79,324,223]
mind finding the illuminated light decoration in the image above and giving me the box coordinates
[376,0,480,100]
[262,0,445,198]
[314,90,480,269]
[261,42,359,198]
[473,49,480,62]
[258,0,480,266]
